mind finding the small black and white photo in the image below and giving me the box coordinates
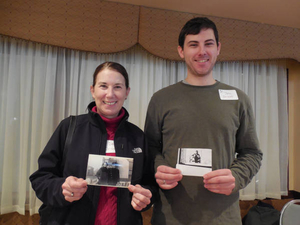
[176,148,212,177]
[85,154,134,188]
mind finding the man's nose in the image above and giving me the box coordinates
[197,45,206,55]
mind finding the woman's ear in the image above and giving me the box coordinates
[125,87,131,99]
[90,85,95,99]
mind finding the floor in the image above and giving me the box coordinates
[0,210,152,225]
[0,211,40,225]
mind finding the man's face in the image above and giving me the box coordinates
[178,28,221,78]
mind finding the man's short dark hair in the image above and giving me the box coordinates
[178,17,219,48]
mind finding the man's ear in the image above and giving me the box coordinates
[177,46,185,59]
[217,42,221,56]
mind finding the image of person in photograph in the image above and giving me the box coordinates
[96,162,109,184]
[96,159,120,186]
[29,61,157,225]
[190,150,201,163]
[107,159,120,186]
[144,17,262,225]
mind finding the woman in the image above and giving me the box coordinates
[29,62,157,225]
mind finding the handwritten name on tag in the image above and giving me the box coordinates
[106,140,116,153]
[218,89,238,100]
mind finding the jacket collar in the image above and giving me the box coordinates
[87,102,129,132]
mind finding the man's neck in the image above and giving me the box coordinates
[185,74,216,86]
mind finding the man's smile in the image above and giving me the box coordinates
[196,59,209,63]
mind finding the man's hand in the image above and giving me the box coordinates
[128,184,152,211]
[203,169,235,195]
[155,165,183,190]
[62,176,88,202]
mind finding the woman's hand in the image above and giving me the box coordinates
[62,176,88,202]
[128,184,152,211]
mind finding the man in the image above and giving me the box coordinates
[144,17,262,225]
[191,150,201,163]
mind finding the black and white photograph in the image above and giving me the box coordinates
[176,148,212,177]
[85,154,134,188]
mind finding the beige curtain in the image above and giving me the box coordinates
[0,36,288,215]
[0,0,299,62]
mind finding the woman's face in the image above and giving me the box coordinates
[90,68,130,118]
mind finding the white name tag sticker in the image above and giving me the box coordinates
[219,89,238,100]
[106,140,116,154]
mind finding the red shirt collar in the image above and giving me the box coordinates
[92,106,125,124]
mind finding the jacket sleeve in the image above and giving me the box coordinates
[29,117,73,207]
[230,95,263,192]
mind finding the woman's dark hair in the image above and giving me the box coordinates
[178,17,219,49]
[92,62,129,88]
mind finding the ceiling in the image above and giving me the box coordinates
[104,0,300,29]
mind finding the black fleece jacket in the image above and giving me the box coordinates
[29,102,158,225]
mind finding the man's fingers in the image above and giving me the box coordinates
[203,169,235,195]
[154,166,182,189]
[157,165,182,174]
[204,181,235,195]
[203,169,231,180]
[155,171,182,181]
[156,178,178,190]
[157,178,178,186]
[203,174,235,185]
[204,181,235,189]
[155,166,183,181]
